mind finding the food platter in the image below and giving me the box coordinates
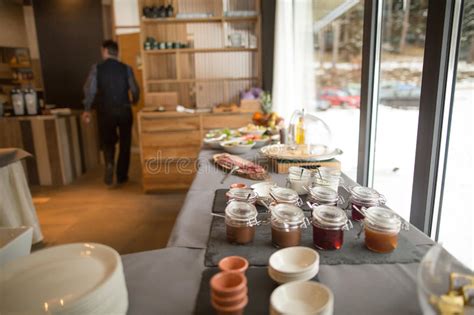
[213,153,268,180]
[260,144,343,162]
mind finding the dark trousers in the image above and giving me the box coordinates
[98,106,133,182]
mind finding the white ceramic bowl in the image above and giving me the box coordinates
[253,138,271,148]
[251,182,275,198]
[238,126,266,136]
[220,140,255,155]
[268,263,319,284]
[269,247,319,275]
[270,281,334,315]
[204,135,226,149]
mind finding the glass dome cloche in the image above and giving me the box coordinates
[288,109,332,147]
[260,109,342,161]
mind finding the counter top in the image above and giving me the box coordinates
[121,147,435,315]
[138,110,252,118]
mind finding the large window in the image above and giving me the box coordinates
[437,1,474,269]
[310,0,365,179]
[372,0,428,220]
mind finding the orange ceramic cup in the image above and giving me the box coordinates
[211,286,248,307]
[210,271,247,299]
[211,295,248,315]
[230,183,248,189]
[218,256,249,274]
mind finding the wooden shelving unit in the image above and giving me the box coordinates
[139,0,262,109]
[144,47,258,54]
[142,15,258,24]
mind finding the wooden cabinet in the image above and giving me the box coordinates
[138,111,252,192]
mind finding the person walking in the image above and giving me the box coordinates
[82,40,140,186]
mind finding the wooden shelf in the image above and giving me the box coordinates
[142,16,258,24]
[146,77,258,84]
[9,64,32,69]
[144,47,257,54]
[13,79,33,84]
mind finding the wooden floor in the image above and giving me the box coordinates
[31,153,186,255]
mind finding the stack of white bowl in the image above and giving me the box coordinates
[0,243,128,315]
[270,281,334,315]
[268,247,320,284]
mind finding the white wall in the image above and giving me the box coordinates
[114,0,140,34]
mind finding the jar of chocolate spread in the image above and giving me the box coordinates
[269,186,302,206]
[225,201,258,245]
[226,188,258,204]
[270,203,308,248]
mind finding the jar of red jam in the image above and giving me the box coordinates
[269,186,302,206]
[312,205,351,250]
[306,186,344,207]
[348,186,386,221]
[363,207,406,253]
[270,203,308,248]
[225,201,258,245]
[226,188,258,204]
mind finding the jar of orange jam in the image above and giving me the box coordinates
[363,207,405,253]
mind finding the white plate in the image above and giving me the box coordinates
[0,243,128,315]
[270,281,334,315]
[269,247,319,274]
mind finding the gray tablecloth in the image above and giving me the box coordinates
[167,148,433,249]
[122,148,436,315]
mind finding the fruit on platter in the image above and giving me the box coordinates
[252,112,283,128]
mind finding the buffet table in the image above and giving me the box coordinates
[121,148,435,315]
[0,148,43,243]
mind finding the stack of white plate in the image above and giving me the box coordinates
[270,281,334,315]
[0,243,128,315]
[268,247,320,284]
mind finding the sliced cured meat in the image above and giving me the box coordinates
[213,153,268,180]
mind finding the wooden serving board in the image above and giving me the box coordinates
[212,153,268,180]
[268,158,341,174]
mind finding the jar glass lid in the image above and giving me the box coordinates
[318,167,341,176]
[312,205,348,228]
[308,186,338,202]
[271,203,305,224]
[349,186,382,202]
[270,186,299,201]
[288,166,312,179]
[225,201,258,221]
[364,207,401,231]
[226,188,258,201]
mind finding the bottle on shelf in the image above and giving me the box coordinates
[24,89,39,115]
[11,89,25,116]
